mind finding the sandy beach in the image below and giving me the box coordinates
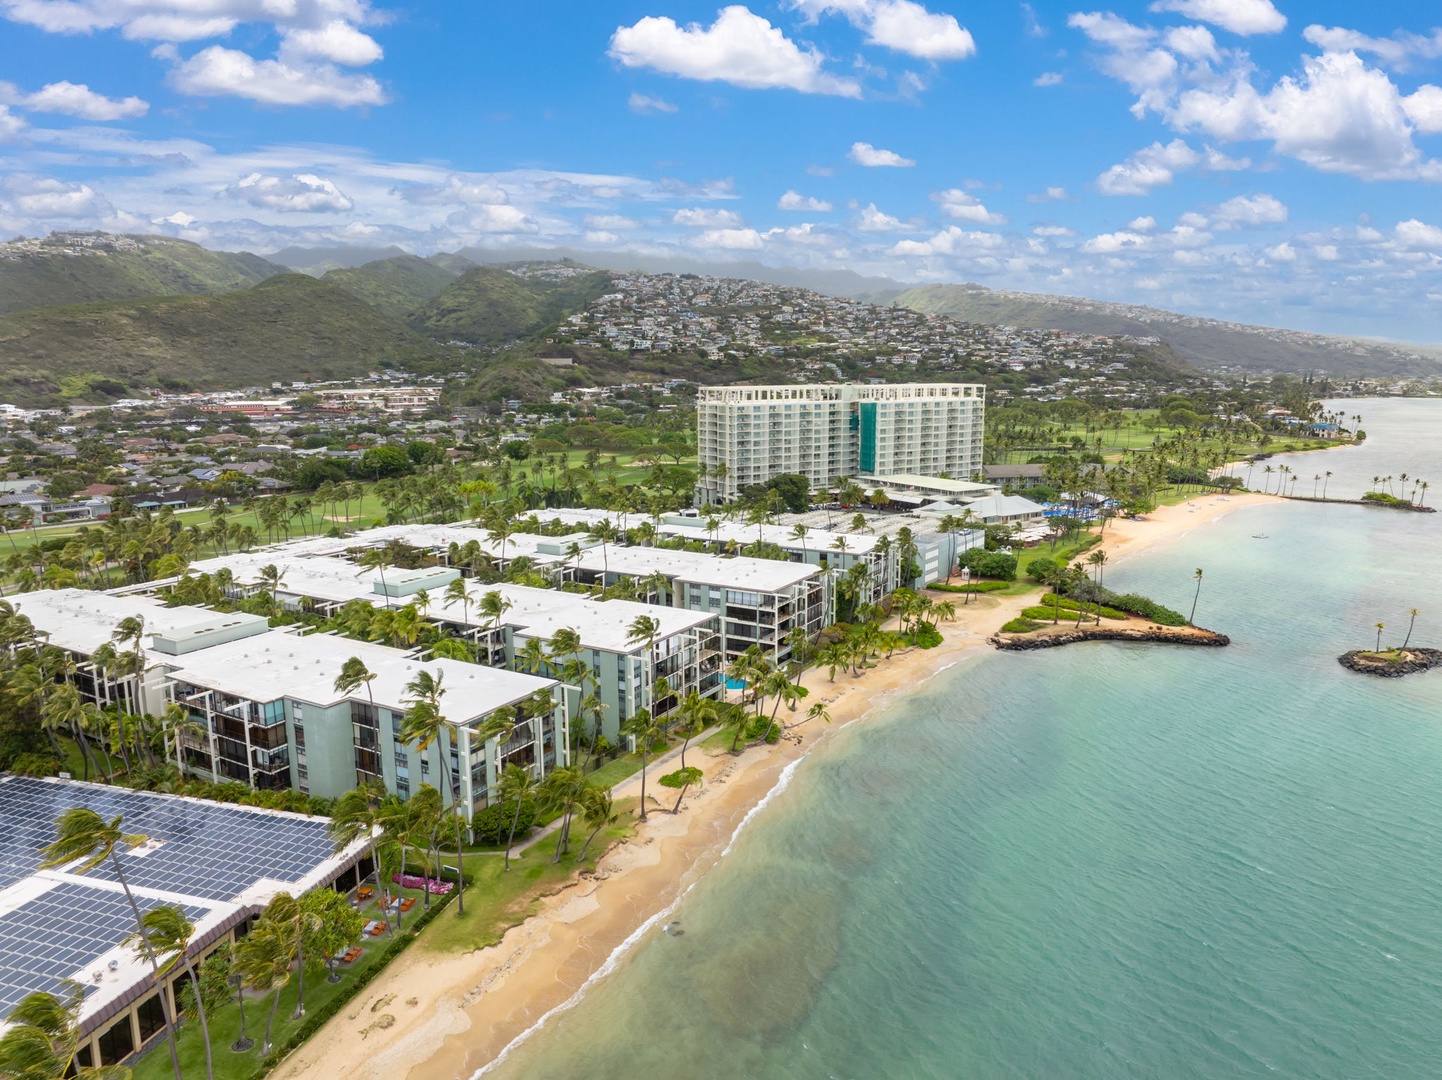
[271,490,1276,1080]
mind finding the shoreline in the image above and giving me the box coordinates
[270,491,1277,1080]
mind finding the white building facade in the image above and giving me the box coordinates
[696,382,986,504]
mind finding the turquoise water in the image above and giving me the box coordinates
[483,399,1442,1080]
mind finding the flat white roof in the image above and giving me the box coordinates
[12,589,264,657]
[166,631,556,721]
[854,473,995,496]
[659,517,883,555]
[437,582,715,654]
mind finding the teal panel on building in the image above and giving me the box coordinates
[858,402,877,474]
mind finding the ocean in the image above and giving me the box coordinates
[481,398,1442,1080]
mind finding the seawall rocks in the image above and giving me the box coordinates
[990,628,1231,651]
[1337,649,1442,678]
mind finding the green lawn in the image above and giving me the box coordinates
[130,895,423,1080]
[132,817,636,1080]
[419,814,635,955]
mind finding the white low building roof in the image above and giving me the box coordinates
[949,494,1046,520]
[436,582,715,654]
[166,630,556,721]
[658,517,883,555]
[12,589,264,657]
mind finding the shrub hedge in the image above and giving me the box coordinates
[1038,594,1130,620]
[1110,593,1187,626]
[470,799,536,844]
[927,581,1009,594]
[1000,617,1042,633]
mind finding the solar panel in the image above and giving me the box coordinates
[0,777,335,901]
[0,881,207,1018]
[0,777,348,1023]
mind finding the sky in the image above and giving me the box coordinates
[2,1,1442,342]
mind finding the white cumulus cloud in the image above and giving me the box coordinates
[1026,186,1071,202]
[1302,25,1442,72]
[778,189,833,211]
[2,80,148,119]
[1,173,110,219]
[891,225,1005,256]
[609,6,862,97]
[789,0,974,61]
[673,206,744,226]
[1096,139,1200,194]
[1212,193,1287,227]
[280,20,383,66]
[1148,0,1286,36]
[221,172,354,213]
[1393,218,1442,251]
[695,226,765,249]
[172,45,387,107]
[849,141,914,166]
[3,1,391,108]
[1034,71,1063,87]
[856,202,905,231]
[933,188,1005,224]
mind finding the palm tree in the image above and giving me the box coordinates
[40,809,183,1080]
[675,690,719,769]
[443,576,471,632]
[498,762,539,871]
[257,564,286,614]
[625,614,661,708]
[231,919,291,1057]
[329,781,393,935]
[0,981,119,1080]
[355,547,393,596]
[1401,609,1420,651]
[540,765,588,863]
[1189,567,1204,625]
[1375,621,1386,652]
[400,669,467,915]
[575,785,616,860]
[125,906,214,1080]
[1323,470,1333,498]
[620,708,663,821]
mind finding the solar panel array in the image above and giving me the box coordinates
[0,881,208,1018]
[0,776,336,900]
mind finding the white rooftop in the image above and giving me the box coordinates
[166,631,557,721]
[436,582,716,654]
[12,589,266,657]
[854,473,995,497]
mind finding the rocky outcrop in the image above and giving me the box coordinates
[990,627,1230,651]
[1280,495,1437,513]
[1337,649,1442,678]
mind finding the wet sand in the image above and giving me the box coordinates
[272,492,1276,1080]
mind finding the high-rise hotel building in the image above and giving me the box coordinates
[696,382,985,504]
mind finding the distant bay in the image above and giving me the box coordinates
[483,398,1442,1080]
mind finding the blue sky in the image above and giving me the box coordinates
[2,1,1442,341]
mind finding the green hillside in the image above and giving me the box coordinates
[409,266,612,345]
[0,233,285,317]
[0,274,444,406]
[897,284,1442,379]
[427,252,477,276]
[322,254,462,320]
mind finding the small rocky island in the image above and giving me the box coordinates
[1337,648,1442,678]
[991,620,1229,650]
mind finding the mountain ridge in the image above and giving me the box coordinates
[0,274,444,405]
[896,283,1442,380]
[0,232,287,317]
